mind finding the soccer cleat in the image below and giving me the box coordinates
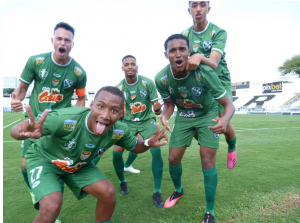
[153,192,164,207]
[55,218,62,223]
[164,189,184,208]
[120,182,129,195]
[202,212,215,223]
[124,165,140,173]
[227,146,237,169]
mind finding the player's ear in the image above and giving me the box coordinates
[90,100,94,110]
[51,38,54,45]
[121,66,125,72]
[188,7,191,15]
[72,41,74,49]
[164,52,168,59]
[188,49,191,55]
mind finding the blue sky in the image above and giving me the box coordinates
[2,1,300,92]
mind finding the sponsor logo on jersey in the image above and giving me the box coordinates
[161,75,168,85]
[192,87,202,96]
[151,122,157,127]
[194,40,201,43]
[177,99,203,108]
[74,67,82,76]
[53,73,61,78]
[62,120,77,131]
[179,110,195,118]
[36,57,45,65]
[38,89,63,103]
[178,86,186,90]
[124,92,128,100]
[140,90,147,98]
[203,40,212,51]
[131,102,146,114]
[168,86,174,95]
[39,69,48,80]
[214,133,219,138]
[131,95,136,100]
[132,117,140,122]
[210,30,216,38]
[52,78,59,86]
[64,138,76,150]
[64,79,73,89]
[142,80,147,87]
[182,30,188,37]
[42,87,50,91]
[195,71,201,81]
[81,151,91,160]
[52,159,87,173]
[180,92,187,98]
[32,181,40,189]
[84,143,95,149]
[112,129,124,139]
[193,44,199,52]
[118,85,124,91]
[98,148,108,156]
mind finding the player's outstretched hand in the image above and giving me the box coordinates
[158,114,172,133]
[208,117,228,134]
[19,105,49,139]
[186,53,202,71]
[148,121,169,147]
[11,92,23,112]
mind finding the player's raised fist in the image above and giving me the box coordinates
[11,92,23,112]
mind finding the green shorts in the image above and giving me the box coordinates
[21,138,36,157]
[26,153,107,204]
[123,118,157,140]
[218,85,233,113]
[170,108,219,149]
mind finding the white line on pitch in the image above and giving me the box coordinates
[3,119,22,129]
[236,127,300,132]
[3,141,21,143]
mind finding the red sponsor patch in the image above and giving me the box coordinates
[177,99,203,108]
[52,160,87,173]
[38,91,63,103]
[131,102,146,114]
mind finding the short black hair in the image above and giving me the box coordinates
[189,1,210,7]
[54,22,75,37]
[122,55,136,62]
[164,34,190,51]
[95,86,124,103]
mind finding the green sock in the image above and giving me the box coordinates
[226,136,236,152]
[113,151,126,182]
[150,147,163,193]
[95,220,111,223]
[124,151,138,168]
[169,163,182,192]
[21,165,31,189]
[92,156,101,165]
[202,166,218,217]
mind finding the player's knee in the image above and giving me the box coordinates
[113,145,124,152]
[200,155,215,169]
[102,186,116,204]
[168,155,181,166]
[40,195,62,215]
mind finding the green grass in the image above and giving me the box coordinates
[3,112,300,222]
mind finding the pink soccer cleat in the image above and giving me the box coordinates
[227,146,237,169]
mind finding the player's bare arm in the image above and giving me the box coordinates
[208,95,235,134]
[158,98,174,132]
[10,105,49,140]
[11,83,29,112]
[76,95,86,107]
[186,51,221,71]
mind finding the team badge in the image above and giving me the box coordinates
[64,79,73,89]
[179,92,187,98]
[182,30,188,37]
[62,120,77,131]
[140,90,147,98]
[193,44,199,52]
[195,71,201,81]
[36,57,45,65]
[142,80,147,87]
[192,87,202,96]
[118,85,124,91]
[97,148,108,156]
[52,78,59,86]
[112,129,124,139]
[84,143,95,149]
[39,69,48,80]
[131,102,146,114]
[214,133,220,139]
[74,67,82,76]
[53,73,61,78]
[124,92,128,100]
[203,40,212,51]
[210,30,216,38]
[64,138,76,150]
[161,75,168,85]
[81,151,91,160]
[151,122,157,127]
[131,95,136,100]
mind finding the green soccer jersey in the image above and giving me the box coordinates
[29,107,137,173]
[155,65,226,120]
[116,75,159,122]
[182,22,231,88]
[19,52,87,118]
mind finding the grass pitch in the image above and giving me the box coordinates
[3,112,300,222]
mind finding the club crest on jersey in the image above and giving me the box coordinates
[118,85,124,91]
[36,57,45,65]
[140,90,147,98]
[182,30,188,37]
[214,133,220,138]
[195,71,201,81]
[131,95,136,100]
[52,78,59,86]
[39,69,48,80]
[64,138,76,150]
[180,92,187,98]
[179,110,195,118]
[161,75,168,85]
[151,122,157,127]
[142,80,147,87]
[169,86,174,95]
[210,30,216,38]
[84,143,95,149]
[112,129,124,139]
[62,120,77,131]
[38,89,63,103]
[203,41,212,51]
[81,151,91,160]
[53,73,61,78]
[193,44,199,52]
[98,148,108,156]
[192,87,202,96]
[74,67,82,76]
[52,159,87,173]
[177,99,203,108]
[124,92,128,100]
[64,79,73,89]
[131,102,146,114]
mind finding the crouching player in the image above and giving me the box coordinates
[10,86,168,223]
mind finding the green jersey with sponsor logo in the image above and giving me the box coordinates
[116,75,159,122]
[28,107,137,174]
[19,52,87,118]
[155,65,226,120]
[182,22,231,88]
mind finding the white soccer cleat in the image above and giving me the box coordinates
[124,165,140,173]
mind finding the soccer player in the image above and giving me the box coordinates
[113,55,165,207]
[182,1,237,169]
[10,86,168,223]
[155,34,235,223]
